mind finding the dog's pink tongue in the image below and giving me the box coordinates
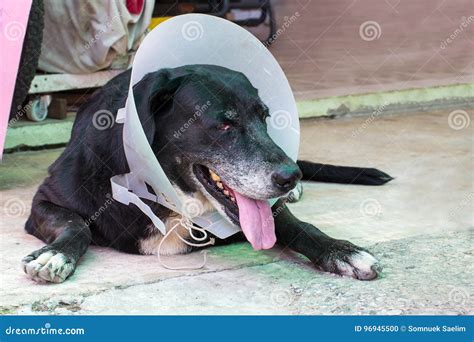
[233,192,276,250]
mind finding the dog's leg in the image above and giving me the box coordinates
[22,201,91,283]
[273,199,380,280]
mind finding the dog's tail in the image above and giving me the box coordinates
[297,160,393,185]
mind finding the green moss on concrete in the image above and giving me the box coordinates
[0,148,63,190]
[297,83,474,118]
[4,84,473,151]
[209,243,276,264]
[4,115,74,150]
[0,306,17,315]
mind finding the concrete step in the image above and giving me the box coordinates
[4,83,474,151]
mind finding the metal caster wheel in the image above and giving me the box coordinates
[26,95,52,122]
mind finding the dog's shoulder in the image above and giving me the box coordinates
[36,71,133,211]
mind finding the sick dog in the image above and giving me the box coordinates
[22,65,392,283]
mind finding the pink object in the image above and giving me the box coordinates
[0,0,31,158]
[234,191,276,250]
[126,0,144,15]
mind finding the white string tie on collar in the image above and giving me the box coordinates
[157,216,215,270]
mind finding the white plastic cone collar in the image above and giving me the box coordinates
[111,14,300,239]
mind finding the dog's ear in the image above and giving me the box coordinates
[132,68,187,143]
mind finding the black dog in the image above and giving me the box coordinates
[22,65,392,283]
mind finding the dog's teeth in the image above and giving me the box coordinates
[223,190,229,196]
[209,170,221,182]
[217,182,223,189]
[230,196,235,202]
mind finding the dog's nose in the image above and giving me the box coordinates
[271,166,302,191]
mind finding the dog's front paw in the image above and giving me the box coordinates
[22,246,76,283]
[285,182,303,203]
[314,240,381,280]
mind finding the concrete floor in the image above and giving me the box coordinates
[0,109,473,315]
[264,0,474,100]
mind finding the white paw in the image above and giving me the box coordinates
[22,249,75,283]
[285,182,303,203]
[335,251,380,280]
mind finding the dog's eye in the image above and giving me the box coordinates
[218,123,232,131]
